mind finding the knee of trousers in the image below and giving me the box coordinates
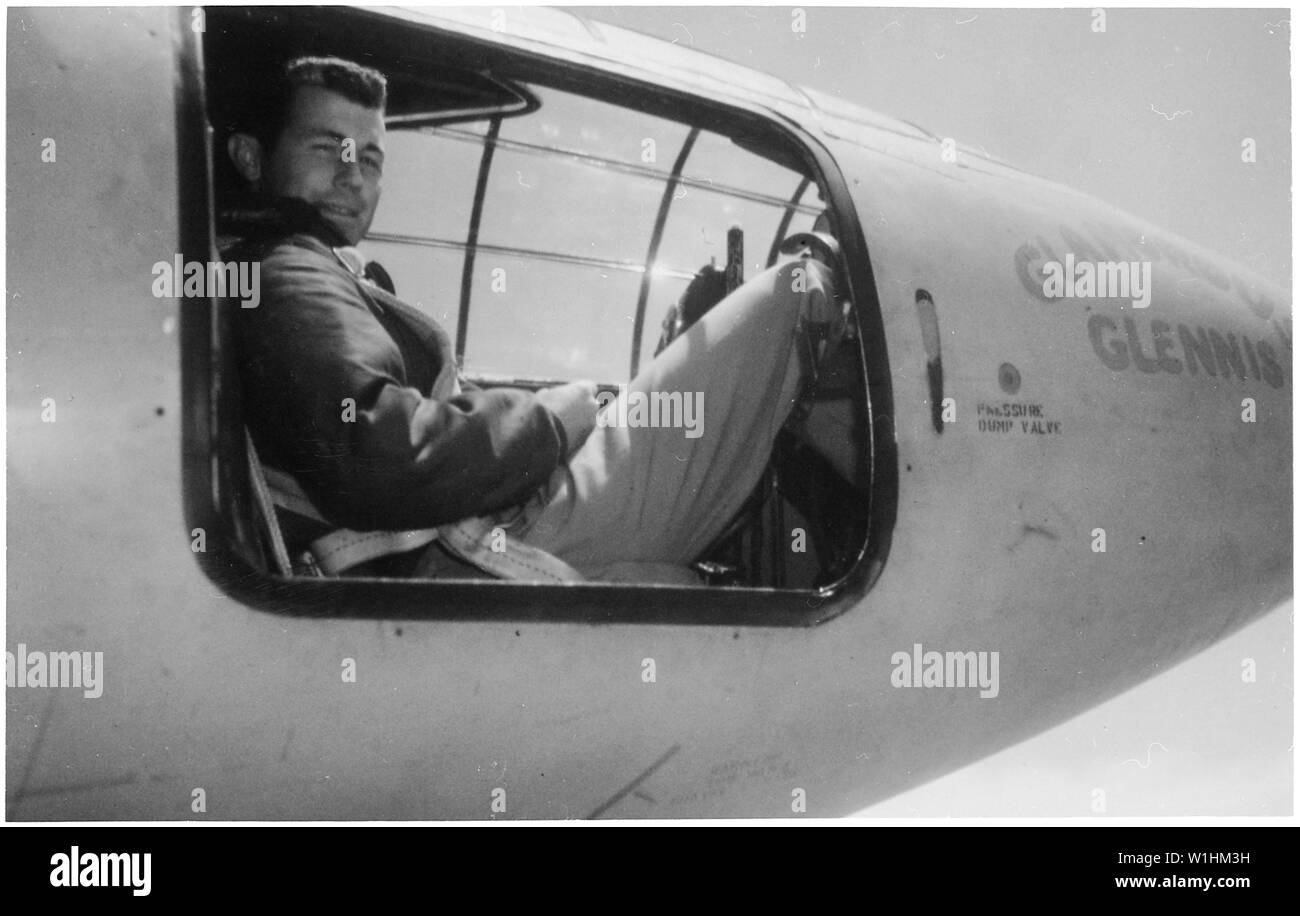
[769,258,834,310]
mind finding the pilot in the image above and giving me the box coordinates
[226,56,846,583]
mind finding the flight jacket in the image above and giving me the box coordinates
[230,199,569,535]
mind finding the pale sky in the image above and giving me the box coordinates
[586,6,1290,288]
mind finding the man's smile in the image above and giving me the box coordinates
[320,202,360,219]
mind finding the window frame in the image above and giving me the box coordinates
[178,6,897,626]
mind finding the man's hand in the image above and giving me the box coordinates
[536,380,599,458]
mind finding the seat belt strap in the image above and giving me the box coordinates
[438,516,586,584]
[260,464,442,575]
[309,527,442,576]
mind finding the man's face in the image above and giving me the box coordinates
[260,84,386,245]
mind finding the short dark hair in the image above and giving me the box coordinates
[239,56,387,151]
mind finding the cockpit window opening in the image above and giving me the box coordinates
[182,4,895,624]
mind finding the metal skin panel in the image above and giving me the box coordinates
[5,6,1289,819]
[820,138,1291,807]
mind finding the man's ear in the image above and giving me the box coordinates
[227,132,264,186]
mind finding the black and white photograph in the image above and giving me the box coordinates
[3,2,1292,830]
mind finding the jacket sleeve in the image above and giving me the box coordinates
[237,241,567,530]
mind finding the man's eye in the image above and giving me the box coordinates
[361,156,383,174]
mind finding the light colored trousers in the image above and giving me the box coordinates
[513,258,837,582]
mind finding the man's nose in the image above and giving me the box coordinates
[335,157,364,188]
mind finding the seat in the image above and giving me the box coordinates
[245,428,319,576]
